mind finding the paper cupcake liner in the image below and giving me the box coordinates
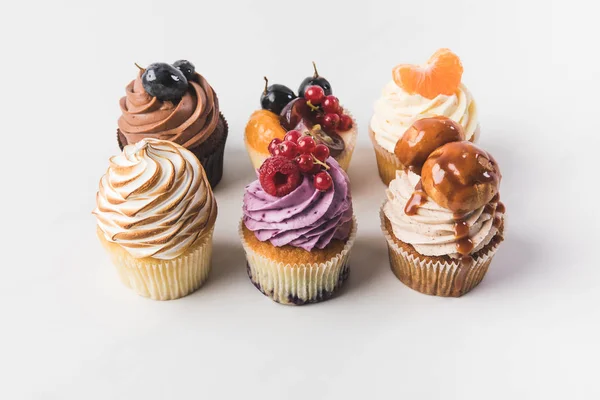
[190,113,228,189]
[244,137,268,171]
[369,127,403,186]
[245,110,357,172]
[239,216,357,305]
[379,208,501,297]
[335,110,358,171]
[98,226,215,300]
[117,113,228,189]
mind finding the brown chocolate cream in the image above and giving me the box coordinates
[421,141,501,214]
[118,72,220,149]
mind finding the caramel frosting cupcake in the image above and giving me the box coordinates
[94,138,217,300]
[380,118,504,297]
[117,61,228,188]
[370,49,480,185]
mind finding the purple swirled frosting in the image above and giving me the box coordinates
[243,157,353,251]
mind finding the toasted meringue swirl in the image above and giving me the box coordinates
[94,139,217,259]
[118,72,220,149]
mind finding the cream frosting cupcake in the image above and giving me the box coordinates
[370,49,480,185]
[380,117,504,297]
[94,138,217,300]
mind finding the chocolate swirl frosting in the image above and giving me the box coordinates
[118,72,220,149]
[94,139,217,260]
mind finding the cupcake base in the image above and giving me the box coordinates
[118,112,228,189]
[240,217,357,305]
[97,226,214,300]
[381,210,503,297]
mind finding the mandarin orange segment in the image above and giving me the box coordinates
[245,109,287,153]
[392,48,463,99]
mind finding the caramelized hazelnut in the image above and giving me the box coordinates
[394,116,465,173]
[421,141,501,213]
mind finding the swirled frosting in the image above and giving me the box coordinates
[118,72,220,149]
[370,81,478,153]
[94,139,217,260]
[383,170,502,258]
[243,158,353,251]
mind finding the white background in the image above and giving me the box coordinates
[2,0,599,398]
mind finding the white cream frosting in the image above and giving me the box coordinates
[370,81,479,153]
[94,138,217,260]
[383,170,502,258]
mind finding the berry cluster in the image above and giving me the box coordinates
[260,130,334,196]
[303,85,353,133]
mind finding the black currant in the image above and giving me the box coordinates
[173,60,195,81]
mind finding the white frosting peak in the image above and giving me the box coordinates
[94,139,216,259]
[370,81,479,153]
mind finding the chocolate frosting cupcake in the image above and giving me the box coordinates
[117,69,227,188]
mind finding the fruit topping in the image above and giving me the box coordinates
[299,61,332,97]
[278,140,299,159]
[393,48,463,99]
[297,135,316,154]
[304,85,325,106]
[308,125,345,158]
[260,77,297,115]
[314,171,333,192]
[296,153,314,173]
[338,114,353,131]
[280,97,311,131]
[139,62,188,102]
[284,129,302,144]
[313,144,330,162]
[173,60,195,81]
[268,138,283,155]
[259,156,302,197]
[394,116,465,173]
[421,141,500,213]
[246,109,287,152]
[322,113,340,131]
[321,95,340,114]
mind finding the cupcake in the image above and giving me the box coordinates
[380,117,504,297]
[370,49,480,185]
[94,138,218,300]
[240,147,357,305]
[117,60,228,188]
[245,62,357,172]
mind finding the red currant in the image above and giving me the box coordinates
[314,171,333,191]
[278,141,298,159]
[296,153,314,173]
[297,136,316,154]
[284,130,302,143]
[304,85,325,105]
[321,95,340,114]
[313,144,330,162]
[268,138,282,155]
[322,113,340,131]
[338,114,353,131]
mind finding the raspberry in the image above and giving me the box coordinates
[259,156,302,197]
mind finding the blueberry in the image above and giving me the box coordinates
[141,62,188,102]
[173,60,195,81]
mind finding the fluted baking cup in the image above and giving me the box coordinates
[97,226,214,300]
[380,208,502,297]
[239,216,357,305]
[369,126,404,186]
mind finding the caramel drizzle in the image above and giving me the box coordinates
[404,180,427,216]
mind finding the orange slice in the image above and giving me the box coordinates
[392,49,463,99]
[245,109,286,153]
